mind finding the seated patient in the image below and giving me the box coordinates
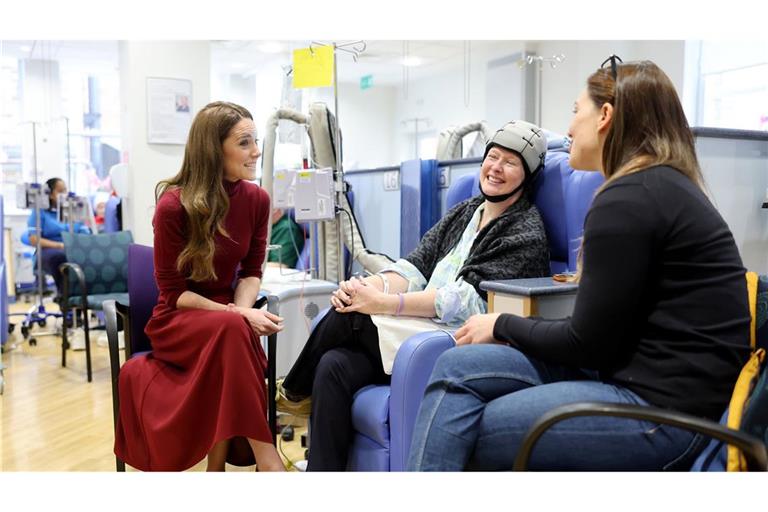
[266,208,305,269]
[279,120,551,471]
[407,58,751,471]
[24,177,91,300]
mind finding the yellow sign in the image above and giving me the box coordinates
[292,46,334,88]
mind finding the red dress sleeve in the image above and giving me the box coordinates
[153,189,189,309]
[237,186,271,280]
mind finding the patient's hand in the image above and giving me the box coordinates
[332,277,392,315]
[331,278,358,309]
[454,313,501,346]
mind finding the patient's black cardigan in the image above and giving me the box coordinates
[404,194,550,301]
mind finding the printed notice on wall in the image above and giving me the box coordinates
[146,77,193,145]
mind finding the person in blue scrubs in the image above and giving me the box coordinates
[25,177,91,299]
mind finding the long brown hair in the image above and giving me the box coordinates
[155,101,253,282]
[589,60,704,190]
[573,60,705,280]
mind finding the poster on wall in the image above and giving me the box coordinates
[146,77,192,145]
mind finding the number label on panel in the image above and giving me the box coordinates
[383,171,400,191]
[439,167,450,189]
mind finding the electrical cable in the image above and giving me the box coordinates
[289,216,304,268]
[278,423,303,471]
[339,207,354,279]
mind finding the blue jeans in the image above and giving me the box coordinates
[407,344,704,471]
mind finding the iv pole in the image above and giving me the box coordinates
[517,53,566,127]
[61,116,72,187]
[13,121,63,346]
[310,40,366,282]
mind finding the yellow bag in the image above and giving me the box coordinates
[726,272,765,471]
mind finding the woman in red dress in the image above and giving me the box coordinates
[114,101,285,471]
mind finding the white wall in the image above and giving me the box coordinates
[118,41,211,246]
[20,59,65,184]
[532,40,686,135]
[389,42,537,163]
[309,83,397,170]
[391,43,519,162]
[204,41,689,174]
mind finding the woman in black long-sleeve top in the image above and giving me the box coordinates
[407,57,751,471]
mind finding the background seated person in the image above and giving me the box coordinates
[277,120,551,471]
[266,208,305,269]
[25,177,91,301]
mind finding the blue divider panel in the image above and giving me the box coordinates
[399,159,440,258]
[1,194,7,345]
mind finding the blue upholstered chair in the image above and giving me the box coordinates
[102,196,122,233]
[341,153,604,470]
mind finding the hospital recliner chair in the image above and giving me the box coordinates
[343,152,604,470]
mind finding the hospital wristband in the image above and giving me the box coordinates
[376,272,390,294]
[395,293,404,316]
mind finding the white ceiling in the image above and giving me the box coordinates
[211,40,517,85]
[1,39,521,85]
[0,40,119,72]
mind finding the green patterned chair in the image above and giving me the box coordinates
[60,230,132,382]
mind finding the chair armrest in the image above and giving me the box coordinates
[263,296,280,443]
[389,330,456,471]
[514,401,768,472]
[103,300,128,433]
[59,262,88,309]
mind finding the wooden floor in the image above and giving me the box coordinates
[1,299,308,472]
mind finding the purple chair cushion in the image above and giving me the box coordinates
[127,244,158,354]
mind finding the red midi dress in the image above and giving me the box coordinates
[114,179,272,471]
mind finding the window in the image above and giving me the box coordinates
[688,41,768,131]
[0,42,121,211]
[1,55,23,210]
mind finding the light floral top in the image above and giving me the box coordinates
[378,203,487,326]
